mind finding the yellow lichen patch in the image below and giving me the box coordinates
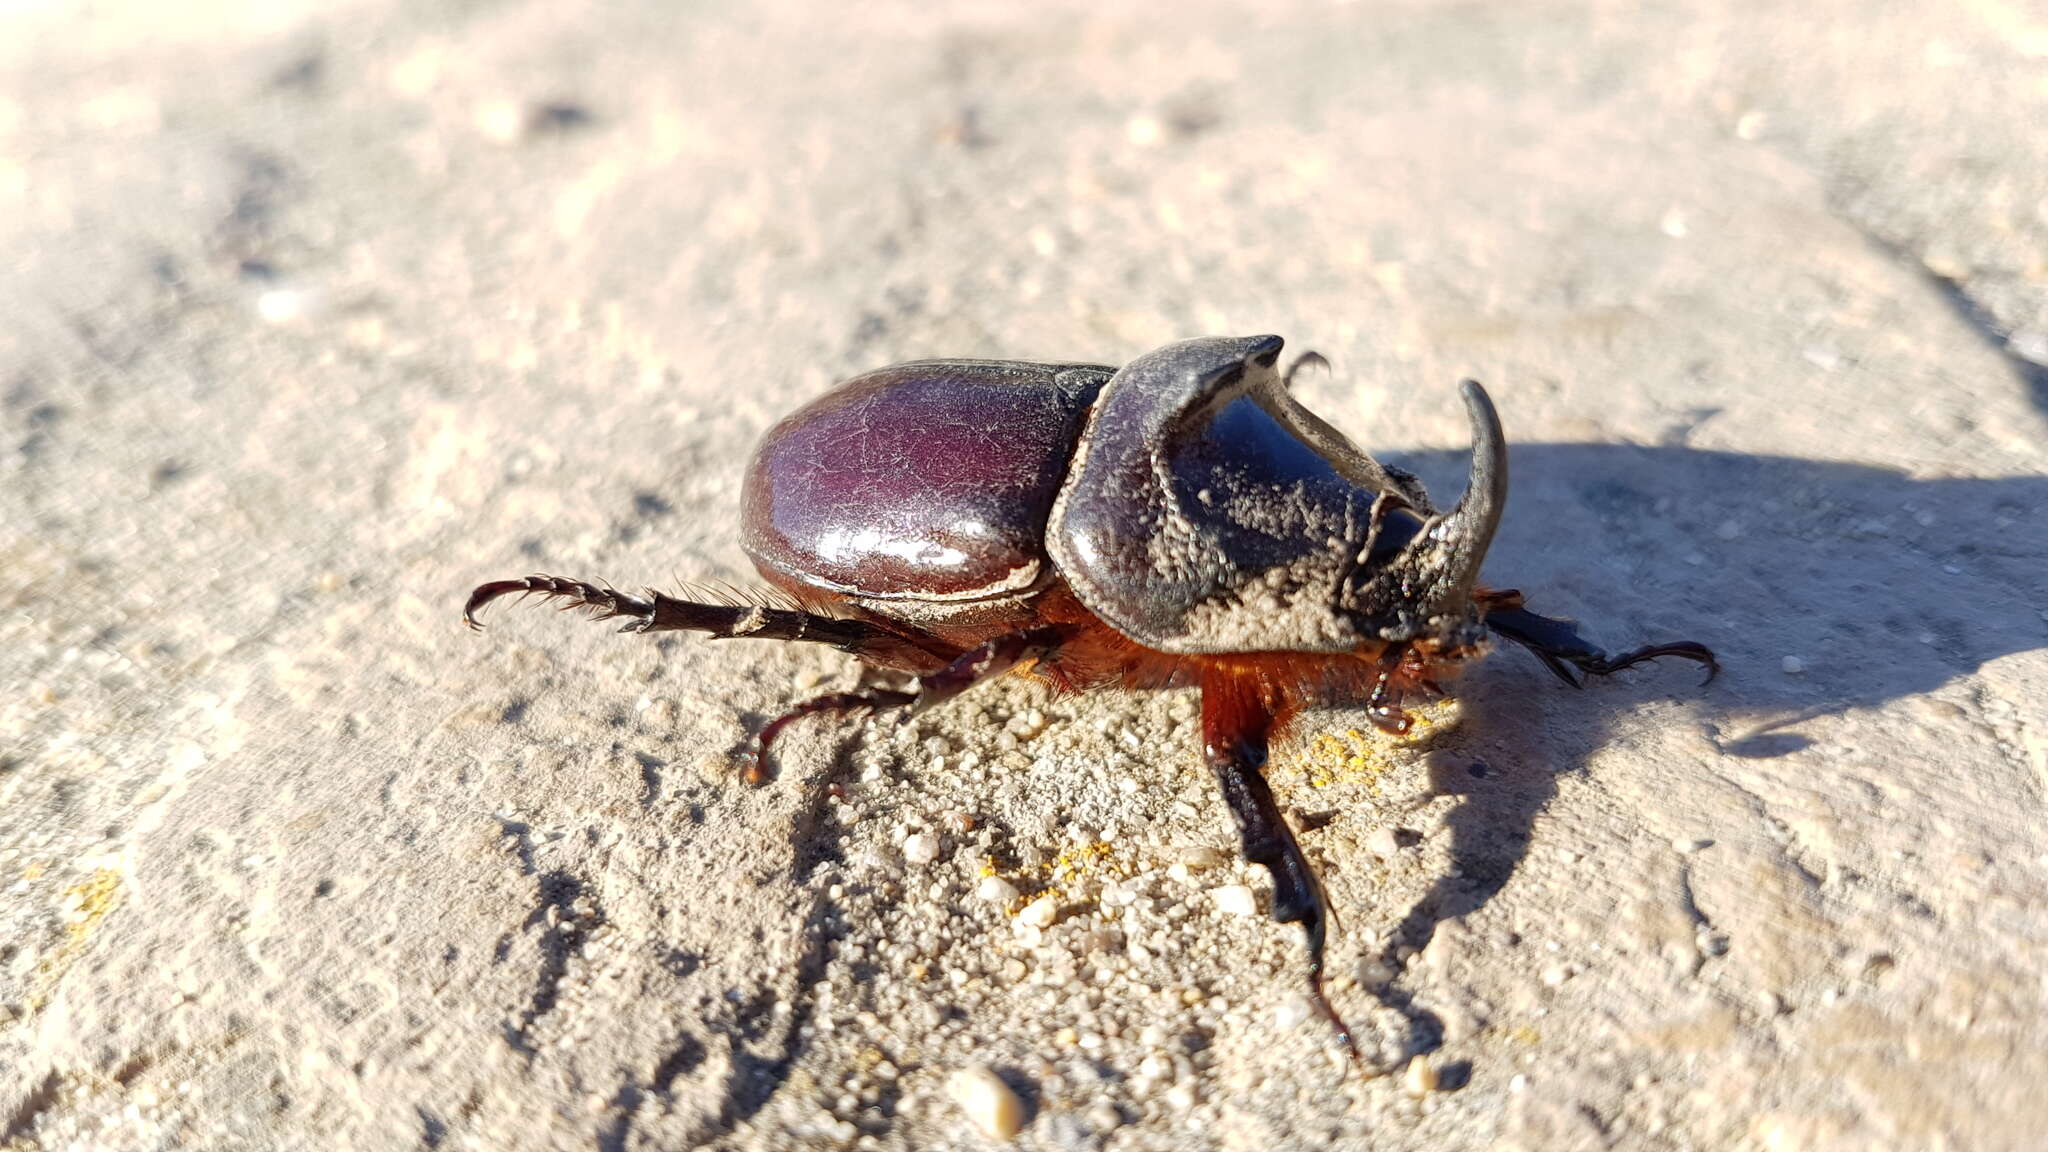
[63,869,123,939]
[21,868,125,1017]
[1299,700,1458,789]
[1000,840,1132,917]
[1050,841,1120,886]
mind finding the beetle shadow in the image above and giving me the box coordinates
[1353,443,2048,1056]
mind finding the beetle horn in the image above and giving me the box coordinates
[1410,380,1508,616]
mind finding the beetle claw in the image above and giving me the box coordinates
[1282,350,1330,389]
[1484,604,1718,691]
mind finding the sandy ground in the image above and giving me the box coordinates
[4,1,2048,1149]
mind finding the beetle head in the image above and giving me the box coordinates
[1048,335,1507,657]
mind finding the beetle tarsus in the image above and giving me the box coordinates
[1366,644,1414,735]
[1203,674,1363,1066]
[1482,603,1719,688]
[464,574,654,631]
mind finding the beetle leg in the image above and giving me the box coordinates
[1202,674,1361,1065]
[900,627,1062,717]
[1366,644,1414,734]
[750,688,919,782]
[463,573,948,667]
[748,628,1063,782]
[1483,603,1719,687]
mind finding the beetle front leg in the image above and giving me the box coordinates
[1201,673,1361,1064]
[1365,643,1414,734]
[1480,593,1718,688]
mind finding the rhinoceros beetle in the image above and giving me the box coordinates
[464,335,1716,1060]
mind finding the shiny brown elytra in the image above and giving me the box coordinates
[464,335,1717,1061]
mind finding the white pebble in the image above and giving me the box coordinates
[2009,329,2048,367]
[1403,1054,1440,1096]
[1018,895,1059,928]
[473,97,546,144]
[1209,885,1258,918]
[977,876,1020,905]
[1084,1101,1122,1135]
[949,1066,1026,1139]
[1273,995,1313,1031]
[902,832,940,867]
[256,287,323,324]
[1672,837,1715,854]
[1781,655,1806,675]
[1365,826,1403,858]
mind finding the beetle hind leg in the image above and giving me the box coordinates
[1202,673,1362,1065]
[1481,596,1719,687]
[463,572,947,667]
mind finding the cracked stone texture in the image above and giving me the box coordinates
[4,1,2046,1149]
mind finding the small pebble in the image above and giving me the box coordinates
[977,876,1021,906]
[1018,895,1059,928]
[949,1066,1026,1139]
[1273,995,1313,1031]
[256,286,322,324]
[1209,885,1258,918]
[1673,837,1714,854]
[1403,1054,1439,1096]
[1779,655,1806,676]
[1084,1101,1122,1135]
[473,98,531,143]
[903,832,940,867]
[1365,826,1403,859]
